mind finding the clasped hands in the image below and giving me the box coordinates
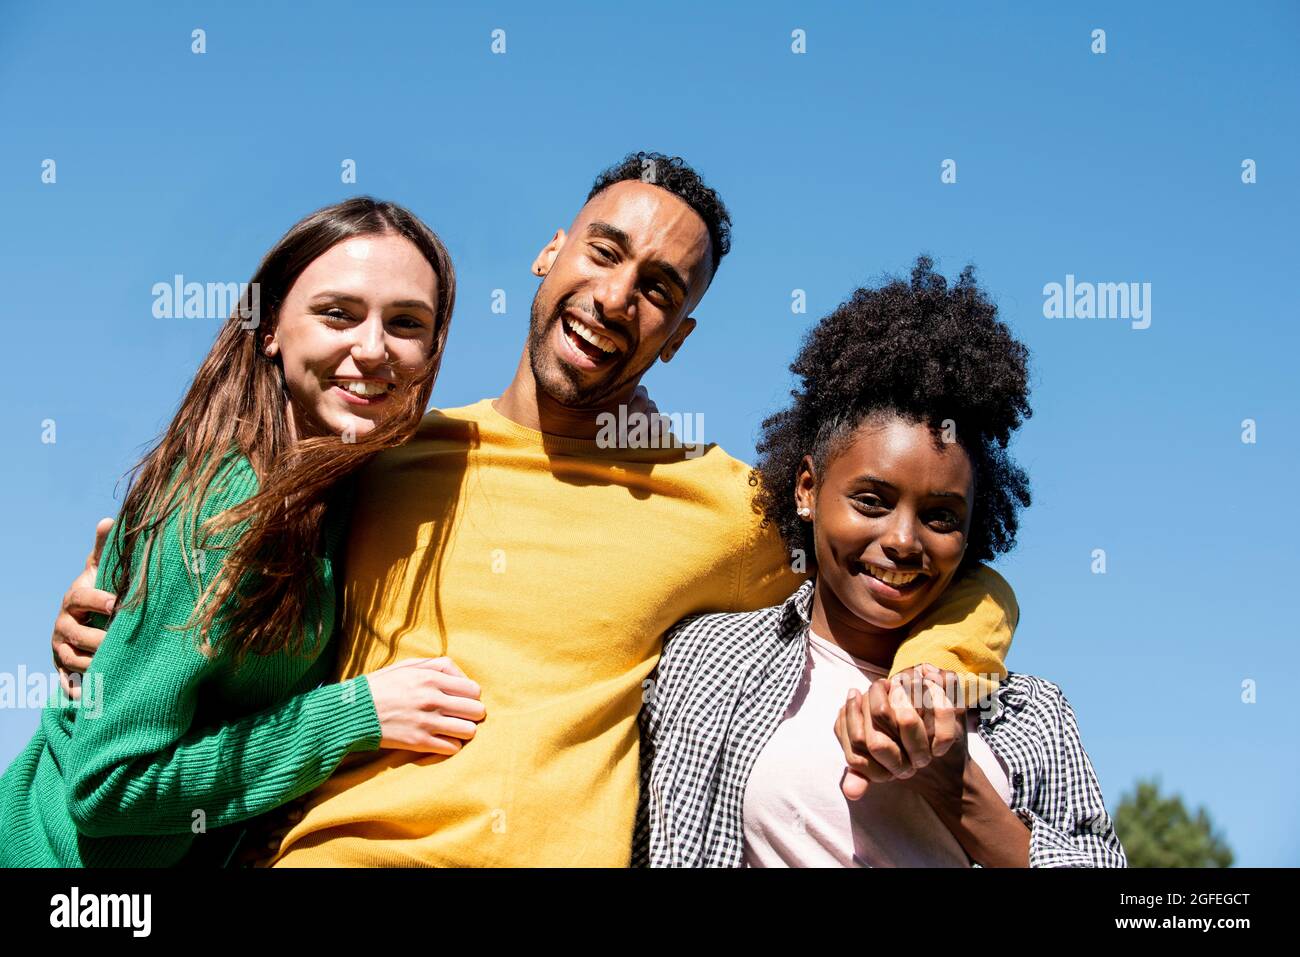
[834,662,969,801]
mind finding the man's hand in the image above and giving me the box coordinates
[835,664,1028,866]
[52,518,116,700]
[233,797,309,868]
[834,663,963,800]
[627,384,659,419]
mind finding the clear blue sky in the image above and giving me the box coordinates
[2,2,1296,866]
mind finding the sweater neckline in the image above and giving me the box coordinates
[481,398,610,453]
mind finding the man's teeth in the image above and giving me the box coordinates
[339,381,389,397]
[567,316,618,354]
[864,563,923,587]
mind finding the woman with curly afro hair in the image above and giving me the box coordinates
[635,257,1126,868]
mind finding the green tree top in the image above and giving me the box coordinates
[1113,777,1233,868]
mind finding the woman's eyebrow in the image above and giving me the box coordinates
[309,291,434,314]
[928,490,968,503]
[857,475,967,503]
[387,299,435,314]
[309,291,365,305]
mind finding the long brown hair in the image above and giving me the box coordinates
[111,197,455,662]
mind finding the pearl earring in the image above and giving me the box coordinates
[798,507,812,518]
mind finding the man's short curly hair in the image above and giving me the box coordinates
[754,255,1032,571]
[588,151,732,277]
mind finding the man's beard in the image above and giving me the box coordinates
[527,291,639,409]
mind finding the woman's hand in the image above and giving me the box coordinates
[835,664,1030,866]
[366,656,486,755]
[834,663,963,799]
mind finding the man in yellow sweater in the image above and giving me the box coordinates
[54,152,1017,866]
[260,152,1016,866]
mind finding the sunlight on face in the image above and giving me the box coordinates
[526,181,712,408]
[268,234,439,439]
[810,416,974,634]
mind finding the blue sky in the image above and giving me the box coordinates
[1,2,1296,865]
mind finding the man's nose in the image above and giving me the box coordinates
[591,264,637,324]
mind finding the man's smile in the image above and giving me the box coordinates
[556,309,625,371]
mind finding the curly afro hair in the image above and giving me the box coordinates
[754,255,1032,572]
[588,151,731,277]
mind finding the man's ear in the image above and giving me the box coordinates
[531,229,566,277]
[659,316,697,363]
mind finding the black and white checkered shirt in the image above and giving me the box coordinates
[633,578,1127,867]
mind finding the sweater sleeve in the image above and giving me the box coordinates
[734,507,808,612]
[888,563,1018,704]
[63,459,383,838]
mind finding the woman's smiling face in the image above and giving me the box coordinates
[265,233,440,440]
[797,414,975,635]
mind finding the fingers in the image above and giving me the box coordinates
[429,656,467,679]
[925,677,960,758]
[909,669,938,746]
[58,668,82,701]
[906,663,963,757]
[430,689,487,722]
[55,611,108,654]
[372,656,487,754]
[841,690,870,765]
[630,384,660,416]
[428,714,479,741]
[412,657,481,697]
[839,689,901,785]
[65,586,116,621]
[864,680,911,778]
[53,635,93,675]
[407,735,464,756]
[919,663,967,714]
[834,705,870,799]
[433,673,482,702]
[54,649,89,701]
[836,667,972,800]
[87,517,114,570]
[426,736,465,755]
[394,657,482,699]
[50,518,115,706]
[258,815,301,857]
[889,672,932,771]
[841,767,870,801]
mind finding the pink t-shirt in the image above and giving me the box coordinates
[742,627,1012,867]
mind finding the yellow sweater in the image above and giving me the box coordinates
[268,399,1017,867]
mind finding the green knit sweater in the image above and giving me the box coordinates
[0,454,382,866]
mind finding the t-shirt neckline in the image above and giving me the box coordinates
[805,625,889,675]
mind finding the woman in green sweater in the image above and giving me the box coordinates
[0,197,486,866]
